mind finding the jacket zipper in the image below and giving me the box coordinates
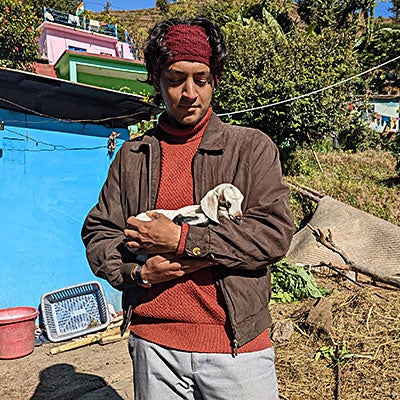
[120,304,132,336]
[193,147,239,356]
[215,277,240,357]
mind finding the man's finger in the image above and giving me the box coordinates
[126,215,141,227]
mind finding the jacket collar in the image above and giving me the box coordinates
[197,113,227,152]
[126,112,227,152]
[126,129,159,151]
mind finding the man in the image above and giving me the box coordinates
[82,17,293,400]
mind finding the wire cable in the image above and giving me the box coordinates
[2,127,111,152]
[0,96,148,124]
[0,55,398,124]
[217,54,400,117]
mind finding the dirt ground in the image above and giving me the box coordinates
[0,333,133,400]
[1,274,399,400]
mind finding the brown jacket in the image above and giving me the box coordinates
[81,113,293,349]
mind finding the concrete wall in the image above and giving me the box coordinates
[0,109,129,310]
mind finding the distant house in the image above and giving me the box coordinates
[367,95,400,134]
[0,67,160,310]
[36,7,152,95]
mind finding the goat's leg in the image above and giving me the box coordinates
[173,213,209,226]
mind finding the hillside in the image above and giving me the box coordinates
[109,0,208,53]
[110,7,163,36]
[109,8,162,55]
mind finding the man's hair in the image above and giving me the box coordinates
[144,18,227,87]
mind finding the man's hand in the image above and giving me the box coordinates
[124,212,181,254]
[140,254,215,285]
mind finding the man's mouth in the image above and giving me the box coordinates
[180,104,198,111]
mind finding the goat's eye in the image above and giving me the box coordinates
[226,201,231,208]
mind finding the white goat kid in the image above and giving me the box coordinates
[135,183,244,226]
[127,184,244,261]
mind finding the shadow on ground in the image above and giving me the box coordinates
[30,363,124,400]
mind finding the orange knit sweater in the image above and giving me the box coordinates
[130,108,272,353]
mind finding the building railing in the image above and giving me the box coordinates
[43,7,118,38]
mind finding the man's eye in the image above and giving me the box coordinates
[169,79,183,85]
[196,80,208,87]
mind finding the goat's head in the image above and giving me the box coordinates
[200,183,244,225]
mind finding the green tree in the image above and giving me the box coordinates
[297,0,375,31]
[166,0,205,19]
[389,0,400,20]
[103,1,112,13]
[156,0,170,15]
[26,0,81,19]
[357,21,400,168]
[359,23,400,93]
[296,0,377,51]
[206,0,292,30]
[204,0,360,162]
[0,0,39,71]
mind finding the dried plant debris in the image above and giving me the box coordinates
[272,277,400,400]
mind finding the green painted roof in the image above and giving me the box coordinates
[54,50,154,96]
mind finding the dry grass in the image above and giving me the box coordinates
[279,147,400,398]
[272,275,400,400]
[287,148,400,229]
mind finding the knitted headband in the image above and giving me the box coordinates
[162,24,213,68]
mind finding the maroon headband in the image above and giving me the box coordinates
[162,24,212,68]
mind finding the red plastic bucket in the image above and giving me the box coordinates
[0,306,39,359]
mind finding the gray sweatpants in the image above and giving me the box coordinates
[128,334,279,400]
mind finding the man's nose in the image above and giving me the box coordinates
[182,79,197,99]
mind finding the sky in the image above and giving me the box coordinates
[375,1,392,17]
[85,0,392,18]
[86,0,156,12]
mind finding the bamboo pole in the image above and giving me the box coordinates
[50,325,124,355]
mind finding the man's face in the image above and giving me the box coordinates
[155,61,214,127]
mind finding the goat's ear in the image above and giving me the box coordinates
[200,190,220,224]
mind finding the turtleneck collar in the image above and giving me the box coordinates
[158,107,213,143]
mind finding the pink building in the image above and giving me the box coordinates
[35,9,151,95]
[39,16,136,65]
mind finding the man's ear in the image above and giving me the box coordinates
[200,190,220,224]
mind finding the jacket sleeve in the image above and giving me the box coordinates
[81,147,138,290]
[184,131,294,270]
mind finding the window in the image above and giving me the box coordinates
[68,46,86,52]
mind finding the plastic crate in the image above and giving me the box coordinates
[40,281,110,342]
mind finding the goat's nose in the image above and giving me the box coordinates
[231,212,242,224]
